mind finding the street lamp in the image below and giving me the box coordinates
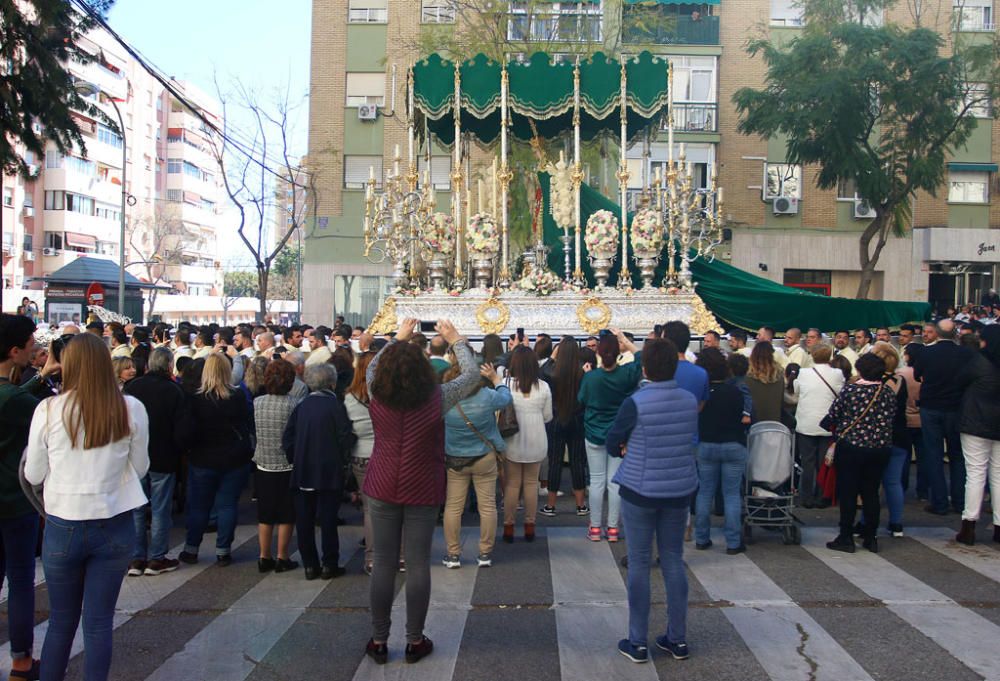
[74,81,128,315]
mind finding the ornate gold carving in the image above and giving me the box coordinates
[476,297,510,334]
[368,297,398,335]
[576,297,612,335]
[689,293,722,336]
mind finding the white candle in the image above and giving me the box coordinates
[679,143,685,160]
[491,158,497,215]
[668,125,674,161]
[369,165,375,181]
[717,187,723,204]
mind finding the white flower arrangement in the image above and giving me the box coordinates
[466,213,500,255]
[630,208,663,254]
[518,267,563,296]
[421,212,455,255]
[585,209,619,255]
[547,158,575,230]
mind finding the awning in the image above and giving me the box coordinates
[948,162,998,172]
[64,232,96,250]
[624,0,721,5]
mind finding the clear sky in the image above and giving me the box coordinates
[106,1,312,266]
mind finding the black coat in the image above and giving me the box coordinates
[124,373,193,474]
[912,342,972,411]
[282,389,356,491]
[957,352,1000,441]
[188,390,253,471]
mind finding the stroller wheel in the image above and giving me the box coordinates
[782,525,801,545]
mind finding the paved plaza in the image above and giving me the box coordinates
[3,498,997,681]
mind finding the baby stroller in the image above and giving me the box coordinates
[743,421,801,545]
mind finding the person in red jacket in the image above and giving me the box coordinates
[362,318,480,665]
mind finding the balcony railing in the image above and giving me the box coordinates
[622,15,719,46]
[662,102,718,133]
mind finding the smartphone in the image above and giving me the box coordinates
[420,320,437,333]
[516,327,524,343]
[599,328,613,338]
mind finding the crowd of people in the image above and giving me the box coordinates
[0,308,997,675]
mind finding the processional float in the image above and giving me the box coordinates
[364,51,721,337]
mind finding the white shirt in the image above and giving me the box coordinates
[503,380,553,464]
[792,365,845,436]
[110,344,132,359]
[25,394,150,521]
[305,346,332,365]
[785,344,812,368]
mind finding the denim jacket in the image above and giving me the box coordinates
[444,385,512,457]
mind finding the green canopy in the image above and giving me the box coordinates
[538,173,931,332]
[413,51,670,146]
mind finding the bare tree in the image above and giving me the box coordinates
[209,80,318,321]
[128,204,192,319]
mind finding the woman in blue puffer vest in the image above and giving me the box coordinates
[605,338,698,665]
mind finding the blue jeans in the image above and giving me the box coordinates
[695,442,747,549]
[920,408,964,513]
[184,464,250,557]
[883,446,907,526]
[585,440,622,529]
[41,512,132,681]
[132,472,176,561]
[0,512,39,660]
[621,499,688,647]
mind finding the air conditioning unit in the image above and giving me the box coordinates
[853,199,877,219]
[24,251,35,261]
[22,205,34,217]
[25,164,38,176]
[43,247,59,256]
[772,196,799,215]
[358,104,379,121]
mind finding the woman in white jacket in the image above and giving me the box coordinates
[24,333,149,681]
[791,345,844,508]
[502,346,553,543]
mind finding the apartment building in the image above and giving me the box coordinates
[1,25,225,315]
[304,0,999,325]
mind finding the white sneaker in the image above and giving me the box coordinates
[442,554,461,569]
[477,553,492,567]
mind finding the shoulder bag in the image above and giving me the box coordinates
[497,378,520,438]
[813,367,839,398]
[448,403,505,473]
[824,383,884,466]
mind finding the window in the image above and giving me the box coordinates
[65,192,94,215]
[44,191,65,210]
[46,151,64,169]
[418,156,453,189]
[202,199,216,212]
[345,73,386,107]
[344,155,384,189]
[166,189,183,202]
[65,155,96,177]
[23,234,33,252]
[962,83,992,118]
[771,0,804,26]
[948,170,989,203]
[24,151,34,166]
[422,0,455,23]
[167,159,183,174]
[2,187,12,207]
[953,0,993,30]
[348,0,387,23]
[146,124,153,138]
[764,163,802,199]
[837,177,860,200]
[668,56,717,103]
[45,232,63,250]
[97,123,122,148]
[784,269,831,296]
[126,113,133,130]
[508,2,603,42]
[183,161,202,179]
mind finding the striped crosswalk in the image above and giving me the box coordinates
[1,523,998,681]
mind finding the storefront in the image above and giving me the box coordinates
[915,228,1000,313]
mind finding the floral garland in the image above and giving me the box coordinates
[421,212,455,255]
[518,267,563,296]
[466,213,500,254]
[630,208,663,254]
[547,159,575,230]
[585,209,619,255]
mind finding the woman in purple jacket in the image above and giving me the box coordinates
[605,338,698,665]
[362,318,479,665]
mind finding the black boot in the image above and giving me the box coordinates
[956,520,976,546]
[993,524,999,544]
[826,534,856,553]
[862,536,879,553]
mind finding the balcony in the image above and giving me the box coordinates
[622,14,719,46]
[663,102,718,133]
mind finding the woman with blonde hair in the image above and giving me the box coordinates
[25,332,150,681]
[866,341,909,537]
[178,353,253,567]
[746,342,785,423]
[112,355,136,389]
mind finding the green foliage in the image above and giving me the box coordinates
[0,0,116,177]
[271,242,299,278]
[223,271,259,299]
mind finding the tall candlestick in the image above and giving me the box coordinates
[407,66,415,166]
[491,159,497,215]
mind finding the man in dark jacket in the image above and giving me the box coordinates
[912,320,971,515]
[124,347,194,575]
[283,363,356,580]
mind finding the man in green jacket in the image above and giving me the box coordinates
[0,313,60,679]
